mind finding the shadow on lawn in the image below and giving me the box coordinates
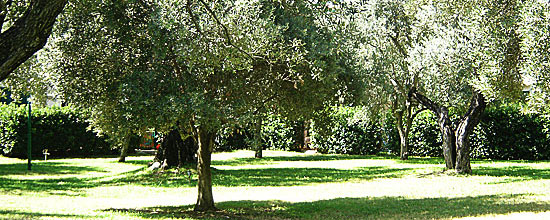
[0,165,145,196]
[111,166,410,188]
[0,160,408,195]
[0,210,93,219]
[106,194,550,219]
[0,162,109,176]
[473,166,550,180]
[212,154,396,166]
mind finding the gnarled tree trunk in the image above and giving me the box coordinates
[409,88,486,174]
[455,91,486,173]
[0,0,67,81]
[154,129,197,169]
[436,106,456,170]
[194,127,216,211]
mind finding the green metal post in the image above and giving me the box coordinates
[27,101,32,171]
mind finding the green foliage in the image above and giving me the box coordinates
[0,104,113,158]
[401,104,550,160]
[408,111,442,157]
[262,115,302,151]
[215,127,251,152]
[470,104,550,160]
[312,107,384,155]
[215,114,303,152]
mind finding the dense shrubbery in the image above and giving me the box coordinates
[470,105,550,160]
[407,111,443,157]
[215,115,303,152]
[212,104,550,160]
[215,127,251,152]
[311,107,384,155]
[262,115,304,151]
[311,104,550,160]
[0,104,114,158]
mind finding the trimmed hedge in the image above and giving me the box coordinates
[0,104,114,159]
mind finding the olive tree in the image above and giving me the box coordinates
[406,0,524,173]
[520,0,550,114]
[29,0,359,211]
[356,0,434,160]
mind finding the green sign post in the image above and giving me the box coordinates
[27,101,32,171]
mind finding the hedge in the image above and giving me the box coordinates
[311,107,384,155]
[0,104,115,159]
[310,104,550,160]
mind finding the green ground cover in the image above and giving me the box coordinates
[1,150,550,219]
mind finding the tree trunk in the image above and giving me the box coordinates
[153,129,197,169]
[394,111,409,160]
[118,134,131,162]
[436,107,456,170]
[194,127,216,211]
[410,88,486,173]
[455,91,486,174]
[254,118,263,159]
[0,0,67,81]
[409,88,455,169]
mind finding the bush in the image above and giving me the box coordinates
[470,105,550,160]
[262,115,303,151]
[408,111,442,157]
[215,127,251,152]
[0,104,114,159]
[312,107,383,155]
[215,115,303,152]
[403,104,550,160]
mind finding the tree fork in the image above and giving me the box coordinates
[455,91,486,174]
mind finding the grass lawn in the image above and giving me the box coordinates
[1,150,550,219]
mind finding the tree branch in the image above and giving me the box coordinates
[186,0,202,35]
[0,0,67,82]
[197,0,255,60]
[388,33,408,57]
[411,107,428,120]
[408,87,440,115]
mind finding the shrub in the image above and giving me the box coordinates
[262,115,302,151]
[470,105,550,160]
[408,111,442,157]
[0,104,114,158]
[312,107,383,155]
[215,115,303,152]
[403,104,550,160]
[215,127,251,152]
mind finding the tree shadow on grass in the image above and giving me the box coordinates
[110,166,410,188]
[105,194,550,219]
[473,166,550,180]
[213,167,409,187]
[0,166,145,196]
[0,162,109,176]
[0,210,94,219]
[212,154,396,166]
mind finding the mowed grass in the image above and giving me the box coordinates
[1,151,550,219]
